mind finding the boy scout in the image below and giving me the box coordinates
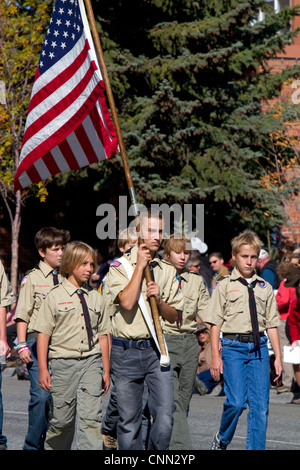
[108,209,183,450]
[15,227,70,450]
[0,260,16,450]
[163,234,210,450]
[204,230,282,450]
[35,241,110,450]
[101,227,138,450]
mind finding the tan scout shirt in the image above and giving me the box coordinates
[33,277,110,359]
[0,260,15,308]
[204,267,280,334]
[99,271,116,319]
[108,245,184,340]
[163,270,210,335]
[15,261,61,335]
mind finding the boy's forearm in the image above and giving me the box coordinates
[267,327,281,359]
[37,333,50,371]
[210,324,221,357]
[16,319,28,342]
[99,334,110,374]
[118,265,144,311]
[157,299,178,323]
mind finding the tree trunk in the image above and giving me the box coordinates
[10,190,21,296]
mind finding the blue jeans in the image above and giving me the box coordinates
[196,369,220,394]
[24,338,50,450]
[110,340,174,450]
[0,367,7,448]
[219,336,270,450]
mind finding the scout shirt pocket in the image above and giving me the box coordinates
[225,289,244,316]
[254,287,268,329]
[183,292,198,322]
[56,303,76,324]
[87,305,99,330]
[34,285,53,311]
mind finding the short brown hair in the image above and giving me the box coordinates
[35,227,70,252]
[60,241,95,278]
[231,230,263,256]
[164,234,191,257]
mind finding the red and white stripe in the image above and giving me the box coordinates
[14,0,117,192]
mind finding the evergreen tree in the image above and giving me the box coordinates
[89,0,300,248]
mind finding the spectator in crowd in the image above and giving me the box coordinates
[194,322,221,396]
[285,269,300,404]
[275,261,298,393]
[209,252,229,290]
[187,251,213,294]
[257,249,280,291]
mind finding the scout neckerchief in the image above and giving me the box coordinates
[175,273,183,328]
[117,256,170,367]
[76,289,93,349]
[236,277,260,348]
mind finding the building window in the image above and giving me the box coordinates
[258,0,291,24]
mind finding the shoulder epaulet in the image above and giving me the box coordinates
[24,266,36,276]
[50,283,61,291]
[218,275,230,282]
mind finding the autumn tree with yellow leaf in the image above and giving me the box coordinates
[255,99,300,247]
[0,1,50,293]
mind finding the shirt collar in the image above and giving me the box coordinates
[38,260,56,278]
[231,267,258,281]
[61,277,90,296]
[177,269,189,282]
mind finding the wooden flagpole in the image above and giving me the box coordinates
[83,0,168,359]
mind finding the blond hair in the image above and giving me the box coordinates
[118,227,138,250]
[60,241,95,278]
[231,230,263,256]
[164,234,191,257]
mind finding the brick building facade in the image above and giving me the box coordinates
[263,0,300,246]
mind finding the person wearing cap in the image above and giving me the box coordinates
[194,322,221,396]
[256,249,280,291]
[190,237,208,255]
[163,234,210,450]
[275,262,298,393]
[209,252,229,290]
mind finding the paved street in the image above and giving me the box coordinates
[1,365,300,452]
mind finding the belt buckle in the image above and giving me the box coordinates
[136,340,147,350]
[240,334,249,342]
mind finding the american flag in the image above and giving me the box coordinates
[14,0,118,192]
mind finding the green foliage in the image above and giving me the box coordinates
[0,0,51,202]
[89,0,300,244]
[2,0,300,256]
